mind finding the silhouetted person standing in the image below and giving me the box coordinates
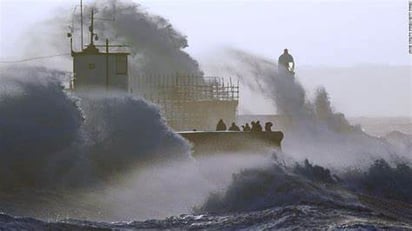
[251,121,256,132]
[256,121,263,132]
[265,122,273,132]
[251,121,262,132]
[229,122,240,131]
[278,48,295,75]
[216,119,227,131]
[243,123,251,132]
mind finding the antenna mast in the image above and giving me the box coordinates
[80,0,83,50]
[89,8,95,45]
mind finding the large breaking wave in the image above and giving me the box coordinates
[0,65,190,192]
[198,156,412,214]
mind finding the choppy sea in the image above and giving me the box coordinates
[1,66,411,230]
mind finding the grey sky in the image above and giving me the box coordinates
[139,0,411,67]
[0,0,411,117]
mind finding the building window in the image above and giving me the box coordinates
[88,63,95,70]
[116,55,127,74]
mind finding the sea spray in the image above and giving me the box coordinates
[198,155,412,214]
[89,0,202,75]
[88,153,272,220]
[197,48,412,216]
[0,66,83,190]
[343,158,412,203]
[0,66,274,221]
[26,0,203,77]
[0,65,190,192]
[78,92,190,176]
[197,156,359,214]
[203,48,411,167]
[0,0,274,221]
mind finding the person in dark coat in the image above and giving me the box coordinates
[229,122,241,131]
[278,48,295,75]
[251,121,256,132]
[242,123,251,132]
[216,119,227,131]
[265,122,273,132]
[255,121,263,132]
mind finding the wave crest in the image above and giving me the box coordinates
[0,66,190,191]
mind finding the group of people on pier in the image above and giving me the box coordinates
[213,50,294,133]
[216,119,273,132]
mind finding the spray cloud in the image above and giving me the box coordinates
[203,48,411,167]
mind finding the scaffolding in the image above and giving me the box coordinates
[129,74,239,131]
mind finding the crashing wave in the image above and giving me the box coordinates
[0,65,190,192]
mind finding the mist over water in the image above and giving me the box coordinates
[205,48,411,168]
[84,153,272,220]
[197,49,412,216]
[0,65,273,221]
[0,66,189,201]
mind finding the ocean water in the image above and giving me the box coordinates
[1,64,412,230]
[348,117,412,137]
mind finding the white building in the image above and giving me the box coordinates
[72,41,129,91]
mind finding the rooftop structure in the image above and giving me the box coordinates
[69,8,129,91]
